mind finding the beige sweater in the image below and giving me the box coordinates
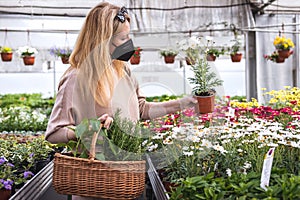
[45,67,187,144]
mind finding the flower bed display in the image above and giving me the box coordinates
[0,93,56,199]
[142,86,300,199]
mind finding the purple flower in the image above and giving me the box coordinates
[0,157,7,165]
[29,153,34,158]
[7,163,14,168]
[24,171,34,178]
[3,180,13,190]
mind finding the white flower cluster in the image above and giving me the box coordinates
[16,46,38,57]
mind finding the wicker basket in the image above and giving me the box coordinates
[52,129,146,199]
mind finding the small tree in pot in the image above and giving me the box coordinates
[188,55,223,114]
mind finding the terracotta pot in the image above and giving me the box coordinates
[164,55,175,64]
[0,189,11,200]
[185,57,195,65]
[275,57,285,63]
[194,94,215,114]
[60,56,69,64]
[130,56,140,65]
[230,53,242,62]
[1,53,13,62]
[206,54,216,61]
[23,56,35,65]
[278,49,290,59]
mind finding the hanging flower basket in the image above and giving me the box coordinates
[230,53,242,62]
[206,54,216,62]
[60,56,69,64]
[50,47,72,64]
[1,53,13,62]
[0,47,13,62]
[130,56,140,65]
[273,35,294,59]
[23,56,35,65]
[159,49,178,64]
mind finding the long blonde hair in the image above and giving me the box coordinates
[67,2,130,107]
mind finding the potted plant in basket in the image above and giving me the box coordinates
[228,39,242,62]
[273,35,294,59]
[50,47,72,64]
[16,46,38,66]
[177,36,201,65]
[0,46,13,62]
[159,49,179,64]
[188,55,223,114]
[130,47,142,65]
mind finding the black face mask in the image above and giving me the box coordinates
[111,39,135,61]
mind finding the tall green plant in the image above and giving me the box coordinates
[188,57,223,96]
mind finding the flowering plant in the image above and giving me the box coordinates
[263,51,280,62]
[273,35,295,50]
[0,157,34,190]
[177,36,201,59]
[16,46,38,57]
[0,46,13,53]
[50,47,72,57]
[132,47,142,58]
[159,49,179,57]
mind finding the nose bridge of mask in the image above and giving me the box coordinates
[111,39,135,61]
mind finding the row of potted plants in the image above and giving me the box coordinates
[130,37,243,65]
[0,46,72,65]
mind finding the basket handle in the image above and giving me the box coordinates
[89,123,103,161]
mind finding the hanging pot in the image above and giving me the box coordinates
[277,49,290,59]
[1,53,13,62]
[164,55,176,64]
[23,56,35,65]
[230,53,242,62]
[194,94,215,114]
[206,54,216,62]
[60,56,69,64]
[185,57,195,65]
[130,56,140,65]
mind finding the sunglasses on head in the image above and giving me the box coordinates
[115,6,128,23]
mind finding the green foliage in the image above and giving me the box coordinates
[61,110,150,161]
[146,94,180,102]
[207,47,225,57]
[228,39,241,55]
[170,169,300,199]
[188,58,223,96]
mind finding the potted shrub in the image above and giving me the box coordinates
[228,39,242,62]
[130,47,142,65]
[159,49,179,64]
[177,36,201,65]
[16,46,38,66]
[50,47,72,64]
[273,35,294,59]
[188,56,223,114]
[0,46,13,62]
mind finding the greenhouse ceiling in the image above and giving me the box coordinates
[0,0,299,17]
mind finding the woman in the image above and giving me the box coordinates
[46,2,197,144]
[45,2,196,199]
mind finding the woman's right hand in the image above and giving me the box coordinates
[98,114,114,129]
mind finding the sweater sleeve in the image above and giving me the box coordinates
[45,71,77,144]
[128,68,196,120]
